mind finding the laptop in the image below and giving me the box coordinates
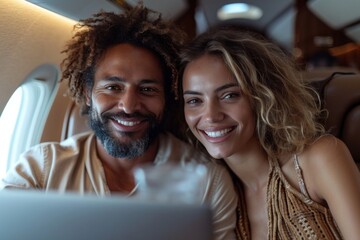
[0,190,213,240]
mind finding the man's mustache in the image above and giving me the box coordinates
[101,111,157,122]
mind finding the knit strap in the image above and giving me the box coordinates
[293,154,310,198]
[234,178,251,240]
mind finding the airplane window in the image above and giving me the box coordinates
[0,64,60,179]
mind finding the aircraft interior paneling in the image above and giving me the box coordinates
[1,0,359,182]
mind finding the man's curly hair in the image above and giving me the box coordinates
[61,3,186,111]
[60,3,187,137]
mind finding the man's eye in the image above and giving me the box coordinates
[106,85,120,91]
[141,87,160,94]
[141,87,155,92]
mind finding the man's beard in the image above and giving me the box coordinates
[88,106,162,159]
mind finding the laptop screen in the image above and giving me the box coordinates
[0,190,213,240]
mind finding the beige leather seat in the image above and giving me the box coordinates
[306,71,360,165]
[61,101,90,140]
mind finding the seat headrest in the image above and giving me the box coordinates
[61,101,90,141]
[307,72,360,163]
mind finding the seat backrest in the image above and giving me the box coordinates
[61,101,90,141]
[306,72,360,164]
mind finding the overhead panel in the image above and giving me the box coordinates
[308,0,360,29]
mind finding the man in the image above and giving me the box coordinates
[1,4,237,239]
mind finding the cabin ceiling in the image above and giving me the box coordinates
[26,0,360,53]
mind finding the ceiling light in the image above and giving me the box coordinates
[217,3,263,21]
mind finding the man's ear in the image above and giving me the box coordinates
[85,88,91,106]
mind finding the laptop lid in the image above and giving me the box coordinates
[0,190,213,240]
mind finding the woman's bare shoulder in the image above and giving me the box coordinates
[300,134,357,200]
[303,134,350,164]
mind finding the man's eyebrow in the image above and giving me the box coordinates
[102,76,125,82]
[139,79,163,85]
[101,77,162,85]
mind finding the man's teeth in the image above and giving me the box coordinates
[116,120,140,126]
[205,128,232,137]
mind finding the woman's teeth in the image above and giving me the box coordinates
[205,128,232,137]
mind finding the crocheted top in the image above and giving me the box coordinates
[235,155,343,240]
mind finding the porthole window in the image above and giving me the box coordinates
[0,64,60,179]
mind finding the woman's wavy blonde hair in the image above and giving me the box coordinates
[179,27,325,158]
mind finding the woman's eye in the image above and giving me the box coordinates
[186,98,200,105]
[223,92,240,100]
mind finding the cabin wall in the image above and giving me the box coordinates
[0,0,76,142]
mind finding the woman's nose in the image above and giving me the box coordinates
[203,100,224,123]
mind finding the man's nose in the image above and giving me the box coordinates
[117,88,139,114]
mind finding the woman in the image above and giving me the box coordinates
[179,27,360,239]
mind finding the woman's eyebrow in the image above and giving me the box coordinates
[215,83,239,93]
[183,83,239,95]
[183,90,202,95]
